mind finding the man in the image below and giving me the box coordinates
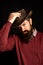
[0,9,43,65]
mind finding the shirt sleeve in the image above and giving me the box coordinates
[0,21,16,52]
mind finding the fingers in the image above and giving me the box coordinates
[17,12,21,18]
[13,12,21,18]
[8,12,21,24]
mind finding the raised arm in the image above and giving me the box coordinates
[0,12,21,51]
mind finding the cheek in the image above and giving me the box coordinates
[25,24,31,30]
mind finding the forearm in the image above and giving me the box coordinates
[0,21,12,51]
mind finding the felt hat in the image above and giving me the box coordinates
[13,9,32,28]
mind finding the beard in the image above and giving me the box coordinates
[18,27,33,43]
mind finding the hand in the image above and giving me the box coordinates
[8,12,21,23]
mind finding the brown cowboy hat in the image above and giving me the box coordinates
[13,9,32,28]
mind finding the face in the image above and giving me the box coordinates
[19,18,32,34]
[18,18,33,43]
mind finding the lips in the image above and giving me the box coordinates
[22,30,28,34]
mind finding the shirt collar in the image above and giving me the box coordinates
[33,29,37,37]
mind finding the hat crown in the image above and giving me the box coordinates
[14,9,27,26]
[26,10,32,20]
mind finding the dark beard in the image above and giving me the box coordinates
[18,28,33,43]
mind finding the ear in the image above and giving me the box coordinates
[29,18,32,25]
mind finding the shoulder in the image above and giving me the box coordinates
[37,31,43,41]
[37,31,43,36]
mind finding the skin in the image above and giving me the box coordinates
[18,18,32,35]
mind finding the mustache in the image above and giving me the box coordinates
[23,30,29,33]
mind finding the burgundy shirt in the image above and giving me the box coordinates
[0,21,43,65]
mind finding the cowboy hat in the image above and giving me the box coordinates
[13,9,32,28]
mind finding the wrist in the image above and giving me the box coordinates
[8,16,16,24]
